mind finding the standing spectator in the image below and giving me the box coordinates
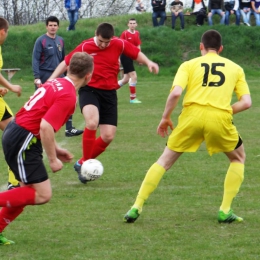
[251,0,260,26]
[224,0,241,25]
[239,0,252,25]
[49,23,159,184]
[124,29,251,225]
[65,0,81,31]
[208,0,225,25]
[136,0,146,12]
[118,18,142,104]
[170,0,185,30]
[151,0,167,26]
[191,0,207,26]
[0,17,22,194]
[0,52,93,245]
[32,16,83,137]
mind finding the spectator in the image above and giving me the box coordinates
[170,0,185,30]
[224,0,241,25]
[208,0,225,25]
[151,0,167,26]
[65,0,81,31]
[251,0,260,26]
[32,16,83,137]
[239,0,252,25]
[136,0,146,12]
[191,0,207,26]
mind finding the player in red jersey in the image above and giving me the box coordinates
[49,22,159,184]
[118,18,142,103]
[0,52,93,245]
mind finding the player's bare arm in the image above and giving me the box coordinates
[56,144,74,163]
[40,119,63,172]
[48,60,67,80]
[0,74,22,96]
[231,94,252,115]
[0,87,8,96]
[136,52,159,74]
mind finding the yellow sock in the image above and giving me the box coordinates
[220,162,244,214]
[132,163,166,212]
[8,167,19,186]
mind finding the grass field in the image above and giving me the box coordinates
[0,69,259,259]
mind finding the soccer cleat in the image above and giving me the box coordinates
[74,160,88,184]
[65,127,83,137]
[0,233,14,245]
[124,208,140,223]
[130,98,142,104]
[7,182,20,190]
[218,209,243,223]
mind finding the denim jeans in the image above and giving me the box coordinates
[152,11,166,26]
[253,11,260,26]
[208,9,225,25]
[67,9,79,30]
[171,12,185,29]
[225,10,241,25]
[240,8,252,24]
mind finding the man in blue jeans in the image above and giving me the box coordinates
[65,0,81,31]
[151,0,167,26]
[208,0,225,25]
[224,0,241,25]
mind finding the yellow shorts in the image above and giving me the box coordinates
[0,96,13,121]
[167,105,241,155]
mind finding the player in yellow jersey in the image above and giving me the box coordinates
[124,29,252,224]
[0,17,22,194]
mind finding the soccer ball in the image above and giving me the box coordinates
[81,159,104,181]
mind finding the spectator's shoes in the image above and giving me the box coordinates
[124,208,140,223]
[130,98,142,104]
[65,127,83,137]
[7,182,20,190]
[218,209,243,223]
[244,22,250,26]
[0,233,14,245]
[74,160,88,184]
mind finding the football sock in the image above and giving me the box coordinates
[129,82,137,100]
[91,137,109,158]
[8,168,19,186]
[0,186,35,207]
[0,206,24,232]
[79,128,96,164]
[220,162,244,214]
[133,163,166,211]
[65,115,73,130]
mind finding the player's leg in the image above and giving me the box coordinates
[65,115,83,137]
[129,71,141,104]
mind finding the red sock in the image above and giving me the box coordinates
[0,186,35,208]
[0,206,24,232]
[91,137,109,158]
[129,83,136,100]
[79,128,96,164]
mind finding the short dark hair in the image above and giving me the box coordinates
[128,18,137,23]
[201,30,222,51]
[46,16,59,26]
[0,17,9,32]
[68,52,93,78]
[96,23,114,39]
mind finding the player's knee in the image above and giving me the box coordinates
[35,191,52,204]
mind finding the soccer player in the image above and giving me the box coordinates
[124,29,252,224]
[118,18,142,104]
[0,17,22,190]
[0,52,93,245]
[49,23,159,184]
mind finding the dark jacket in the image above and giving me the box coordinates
[191,0,206,9]
[208,0,225,11]
[151,0,166,11]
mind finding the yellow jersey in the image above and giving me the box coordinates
[171,52,250,113]
[0,46,3,69]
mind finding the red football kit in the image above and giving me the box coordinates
[119,30,141,47]
[16,77,77,138]
[64,36,140,90]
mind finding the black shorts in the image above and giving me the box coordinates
[2,120,48,184]
[120,54,135,74]
[78,86,118,126]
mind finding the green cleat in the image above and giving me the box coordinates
[218,209,243,223]
[124,208,140,223]
[0,233,14,245]
[130,98,142,104]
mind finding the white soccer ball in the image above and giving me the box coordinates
[81,159,104,181]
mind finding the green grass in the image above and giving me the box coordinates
[0,71,259,259]
[0,13,260,260]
